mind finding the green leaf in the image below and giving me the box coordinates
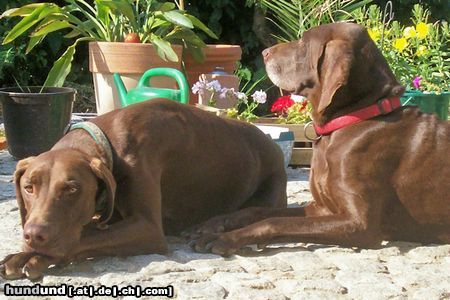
[150,18,169,30]
[2,4,59,44]
[31,20,71,36]
[162,11,193,28]
[151,36,179,62]
[0,47,14,64]
[97,0,137,28]
[0,3,48,18]
[166,28,206,48]
[157,2,176,12]
[95,0,111,29]
[64,28,82,39]
[26,35,45,53]
[44,37,92,87]
[44,42,76,87]
[186,14,218,39]
[184,43,205,63]
[67,1,108,40]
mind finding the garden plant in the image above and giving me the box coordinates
[353,4,450,93]
[1,0,217,87]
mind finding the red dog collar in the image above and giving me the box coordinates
[314,97,401,136]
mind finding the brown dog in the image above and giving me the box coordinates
[0,99,287,280]
[189,23,450,255]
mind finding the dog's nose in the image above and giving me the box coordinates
[23,223,50,246]
[262,48,271,62]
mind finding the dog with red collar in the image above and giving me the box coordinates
[188,23,450,255]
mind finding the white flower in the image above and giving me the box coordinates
[206,80,222,92]
[191,80,207,95]
[251,90,267,104]
[236,92,248,103]
[219,87,236,100]
[290,94,306,103]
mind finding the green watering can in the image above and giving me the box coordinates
[113,68,189,107]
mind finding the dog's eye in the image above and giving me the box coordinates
[65,187,77,194]
[68,187,78,194]
[24,185,33,194]
[64,185,78,194]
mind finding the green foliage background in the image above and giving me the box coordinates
[0,0,448,112]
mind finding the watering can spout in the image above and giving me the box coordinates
[113,73,128,107]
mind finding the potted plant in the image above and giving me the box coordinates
[178,1,242,104]
[0,29,75,159]
[183,44,242,104]
[0,86,75,159]
[353,4,450,120]
[191,77,309,167]
[1,0,217,114]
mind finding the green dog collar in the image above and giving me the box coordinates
[69,122,113,171]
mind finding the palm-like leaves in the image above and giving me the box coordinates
[257,0,372,42]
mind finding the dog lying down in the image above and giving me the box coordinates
[0,97,287,280]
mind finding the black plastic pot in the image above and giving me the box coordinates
[0,87,75,159]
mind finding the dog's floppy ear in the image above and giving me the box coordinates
[317,40,353,113]
[90,158,116,227]
[14,156,36,227]
[305,34,325,80]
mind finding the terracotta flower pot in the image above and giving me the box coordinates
[0,137,7,151]
[184,44,242,105]
[89,42,183,114]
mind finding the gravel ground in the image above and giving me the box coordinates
[0,150,449,299]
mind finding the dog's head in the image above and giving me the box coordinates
[264,23,405,125]
[14,149,116,258]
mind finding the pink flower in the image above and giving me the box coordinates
[413,76,422,90]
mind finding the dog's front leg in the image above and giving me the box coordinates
[72,215,167,260]
[71,168,168,260]
[193,214,382,256]
[192,188,385,255]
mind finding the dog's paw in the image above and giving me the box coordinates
[189,233,240,256]
[181,207,266,240]
[181,218,227,240]
[0,252,34,280]
[0,253,57,281]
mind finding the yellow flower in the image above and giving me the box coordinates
[416,22,429,39]
[393,38,408,52]
[403,26,416,39]
[368,28,380,42]
[416,45,428,56]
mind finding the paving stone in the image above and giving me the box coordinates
[274,250,337,272]
[226,287,288,300]
[237,255,293,274]
[406,245,450,263]
[210,272,275,290]
[275,278,348,297]
[139,260,194,276]
[345,283,406,300]
[186,258,245,273]
[175,281,227,299]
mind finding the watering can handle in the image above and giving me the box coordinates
[113,73,129,107]
[137,68,189,104]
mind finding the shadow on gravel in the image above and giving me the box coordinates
[0,151,16,202]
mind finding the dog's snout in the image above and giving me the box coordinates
[23,223,50,246]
